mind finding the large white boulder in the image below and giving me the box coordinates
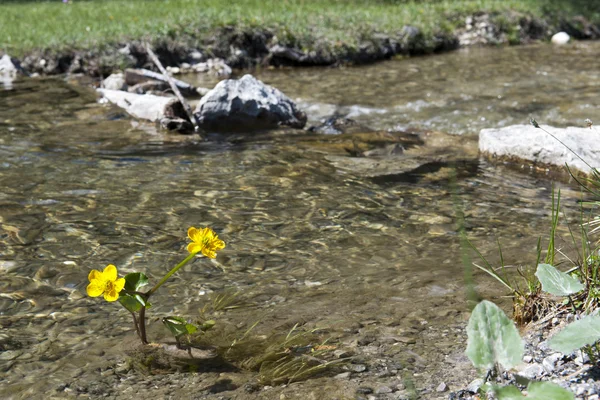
[479,124,600,174]
[194,74,307,132]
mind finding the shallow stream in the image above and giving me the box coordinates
[2,42,600,399]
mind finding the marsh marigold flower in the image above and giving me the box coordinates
[87,264,126,302]
[187,227,225,258]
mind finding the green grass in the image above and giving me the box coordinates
[0,0,583,56]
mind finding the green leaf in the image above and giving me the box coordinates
[535,263,584,296]
[526,382,574,400]
[200,320,216,332]
[466,300,524,370]
[494,382,574,400]
[119,293,144,313]
[123,272,149,292]
[549,315,600,353]
[162,316,198,338]
[494,385,525,400]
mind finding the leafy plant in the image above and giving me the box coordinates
[86,226,226,345]
[466,300,574,399]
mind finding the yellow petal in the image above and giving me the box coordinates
[188,227,200,242]
[113,277,125,293]
[213,239,225,250]
[104,288,119,302]
[88,269,103,282]
[202,248,217,259]
[103,264,118,281]
[87,280,105,297]
[187,242,202,254]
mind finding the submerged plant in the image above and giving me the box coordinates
[86,226,225,345]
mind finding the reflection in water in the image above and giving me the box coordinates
[1,43,599,397]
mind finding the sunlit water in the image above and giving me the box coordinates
[2,42,600,397]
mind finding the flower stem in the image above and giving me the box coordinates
[139,306,148,344]
[146,252,198,297]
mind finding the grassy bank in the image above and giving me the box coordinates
[1,0,596,56]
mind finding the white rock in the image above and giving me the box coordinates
[0,54,18,89]
[517,363,545,379]
[102,73,126,91]
[551,32,570,45]
[479,124,600,174]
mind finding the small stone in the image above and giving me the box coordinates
[588,395,599,400]
[436,382,448,392]
[375,386,392,394]
[518,363,544,380]
[523,355,533,363]
[552,317,559,325]
[356,387,373,395]
[334,372,351,380]
[542,353,563,374]
[466,378,483,393]
[538,340,551,352]
[575,350,590,365]
[349,364,367,373]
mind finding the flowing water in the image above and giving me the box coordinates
[1,42,600,399]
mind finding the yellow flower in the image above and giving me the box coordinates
[87,264,126,302]
[187,227,225,258]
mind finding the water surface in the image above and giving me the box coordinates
[2,42,600,398]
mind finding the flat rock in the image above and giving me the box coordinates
[194,74,307,132]
[479,124,600,174]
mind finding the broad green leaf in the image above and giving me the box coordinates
[535,263,584,296]
[123,272,149,292]
[466,300,524,370]
[119,293,144,313]
[494,385,525,400]
[494,382,574,400]
[527,382,574,400]
[549,315,600,353]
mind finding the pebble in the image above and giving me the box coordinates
[375,386,392,394]
[542,353,563,374]
[436,382,448,392]
[518,363,545,379]
[349,364,367,373]
[523,355,533,363]
[466,378,483,393]
[334,372,351,380]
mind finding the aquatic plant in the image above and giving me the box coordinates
[86,226,225,345]
[466,300,574,399]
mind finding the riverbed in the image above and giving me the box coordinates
[1,42,599,399]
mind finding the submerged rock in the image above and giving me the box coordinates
[479,124,600,174]
[194,74,307,132]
